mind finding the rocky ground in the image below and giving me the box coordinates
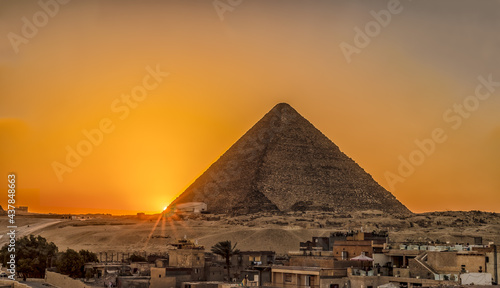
[1,210,499,255]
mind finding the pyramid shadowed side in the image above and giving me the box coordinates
[169,103,297,214]
[170,103,411,215]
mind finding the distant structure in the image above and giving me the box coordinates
[175,202,207,214]
[300,231,388,252]
[170,103,411,215]
[17,206,28,213]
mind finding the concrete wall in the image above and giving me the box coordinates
[333,241,373,261]
[460,273,492,285]
[373,254,390,267]
[348,275,456,288]
[392,268,410,278]
[426,252,485,273]
[408,259,433,279]
[45,271,90,288]
[169,250,205,268]
[272,271,320,288]
[149,268,176,288]
[486,249,500,283]
[205,265,225,281]
[320,277,348,288]
[289,255,334,268]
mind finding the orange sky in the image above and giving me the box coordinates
[1,0,499,215]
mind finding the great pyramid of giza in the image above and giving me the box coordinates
[170,103,411,215]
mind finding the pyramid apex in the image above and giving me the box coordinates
[274,102,292,107]
[271,102,294,111]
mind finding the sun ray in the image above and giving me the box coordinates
[143,213,163,249]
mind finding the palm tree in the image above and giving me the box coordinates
[211,240,240,281]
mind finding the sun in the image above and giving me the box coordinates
[163,206,167,211]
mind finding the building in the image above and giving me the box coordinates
[207,250,275,282]
[181,281,225,288]
[333,240,373,261]
[270,266,348,288]
[150,267,192,288]
[299,232,388,253]
[300,237,331,251]
[16,206,28,213]
[230,251,275,268]
[289,250,335,268]
[409,250,487,281]
[347,272,457,288]
[473,244,499,284]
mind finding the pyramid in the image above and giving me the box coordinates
[170,103,411,215]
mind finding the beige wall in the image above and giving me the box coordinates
[333,241,373,261]
[348,275,456,288]
[0,279,31,288]
[272,271,320,288]
[485,250,500,283]
[169,250,205,268]
[426,252,485,274]
[289,256,334,268]
[149,269,176,288]
[319,278,348,288]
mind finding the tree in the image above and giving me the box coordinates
[129,254,147,262]
[211,240,240,281]
[0,235,58,278]
[56,249,85,278]
[79,249,98,263]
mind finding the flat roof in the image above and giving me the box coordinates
[271,266,332,272]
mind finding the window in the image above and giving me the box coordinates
[249,256,261,262]
[285,274,292,283]
[341,251,348,260]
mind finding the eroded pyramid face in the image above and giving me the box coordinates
[170,103,411,216]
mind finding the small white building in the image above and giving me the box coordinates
[175,202,207,213]
[460,273,492,285]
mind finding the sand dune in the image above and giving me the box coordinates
[1,211,499,255]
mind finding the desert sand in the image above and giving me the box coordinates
[1,210,499,255]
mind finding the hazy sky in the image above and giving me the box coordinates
[1,0,499,214]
